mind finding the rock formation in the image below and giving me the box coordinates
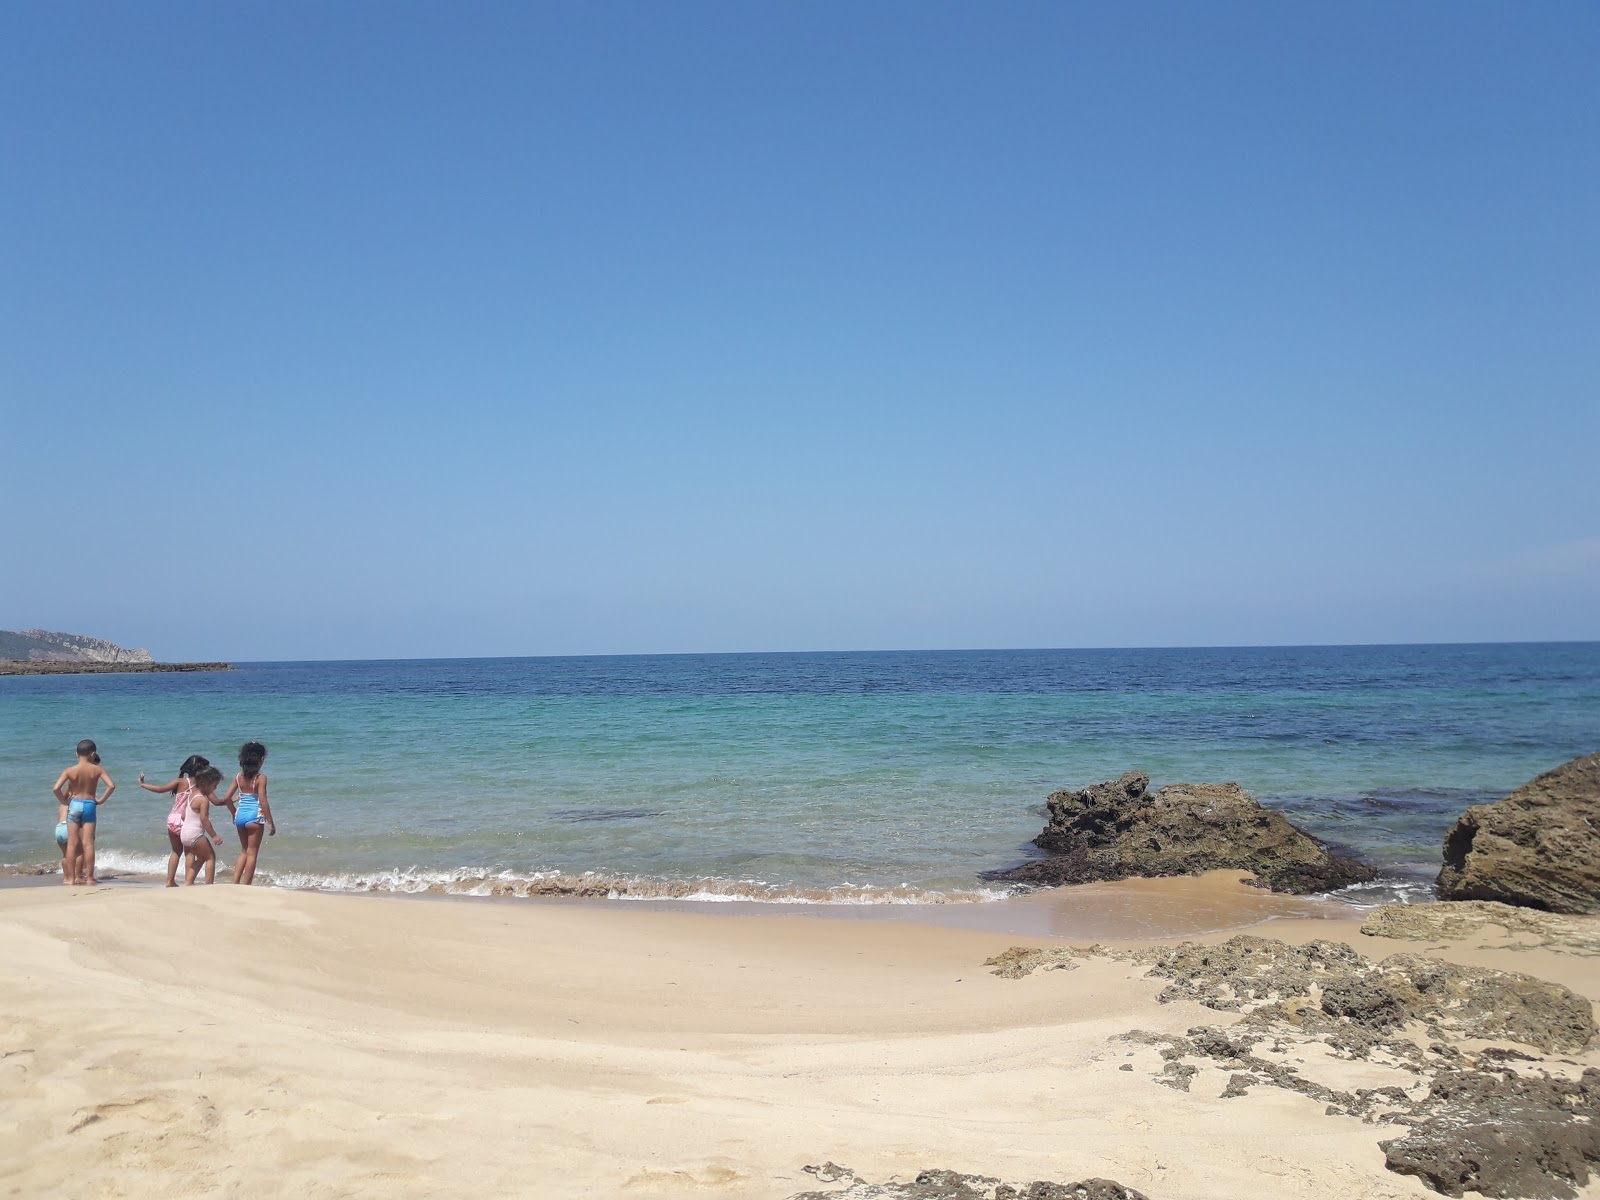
[789,1164,1148,1200]
[1436,753,1600,915]
[1360,901,1600,957]
[986,771,1376,894]
[989,935,1600,1198]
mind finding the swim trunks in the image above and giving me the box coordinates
[235,795,262,827]
[55,822,68,849]
[67,798,97,825]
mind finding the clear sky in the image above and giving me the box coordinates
[3,2,1596,660]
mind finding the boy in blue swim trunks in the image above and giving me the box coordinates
[52,739,115,885]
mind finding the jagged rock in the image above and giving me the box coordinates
[992,935,1596,1054]
[1001,934,1599,1198]
[985,771,1375,894]
[788,1165,1148,1200]
[1381,1068,1600,1199]
[982,946,1089,978]
[1361,902,1600,957]
[1437,754,1600,915]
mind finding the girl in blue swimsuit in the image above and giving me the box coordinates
[222,741,276,885]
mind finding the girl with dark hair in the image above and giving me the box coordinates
[180,766,226,884]
[223,742,275,885]
[139,755,212,887]
[52,739,115,885]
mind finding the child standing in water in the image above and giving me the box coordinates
[52,739,115,885]
[180,766,226,884]
[138,755,211,887]
[223,742,274,885]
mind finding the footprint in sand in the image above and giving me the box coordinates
[624,1165,746,1190]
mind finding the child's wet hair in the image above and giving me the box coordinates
[76,738,100,765]
[179,754,210,778]
[194,765,224,789]
[239,741,267,780]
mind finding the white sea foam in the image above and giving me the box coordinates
[1324,876,1438,909]
[241,866,1009,905]
[0,853,1007,905]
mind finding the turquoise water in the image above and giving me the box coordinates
[2,645,1597,903]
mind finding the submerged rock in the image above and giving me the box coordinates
[789,1165,1148,1200]
[1436,753,1600,915]
[987,771,1375,894]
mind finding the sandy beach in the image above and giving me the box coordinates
[3,876,1596,1200]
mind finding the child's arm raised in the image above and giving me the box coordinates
[258,775,275,836]
[137,773,181,794]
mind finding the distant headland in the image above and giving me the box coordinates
[0,629,232,676]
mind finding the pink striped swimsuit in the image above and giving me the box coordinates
[166,781,192,834]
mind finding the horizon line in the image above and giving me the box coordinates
[216,638,1600,665]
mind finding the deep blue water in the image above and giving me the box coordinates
[2,644,1596,902]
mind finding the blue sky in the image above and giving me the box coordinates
[3,2,1596,660]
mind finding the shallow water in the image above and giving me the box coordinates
[2,644,1597,902]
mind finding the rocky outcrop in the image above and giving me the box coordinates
[789,1164,1148,1200]
[0,628,153,664]
[1436,754,1600,915]
[990,935,1600,1198]
[1360,902,1600,957]
[986,771,1375,894]
[1381,1069,1600,1199]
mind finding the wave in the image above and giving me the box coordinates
[1323,876,1438,908]
[5,851,1009,905]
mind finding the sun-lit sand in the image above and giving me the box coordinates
[3,877,1597,1199]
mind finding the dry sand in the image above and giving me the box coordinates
[2,876,1596,1199]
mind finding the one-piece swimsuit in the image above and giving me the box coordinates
[167,780,192,835]
[234,774,263,828]
[179,793,208,849]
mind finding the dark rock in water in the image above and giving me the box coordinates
[1381,1068,1600,1200]
[1436,753,1600,915]
[987,771,1376,894]
[788,1164,1148,1200]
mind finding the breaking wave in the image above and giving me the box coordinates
[6,851,1008,905]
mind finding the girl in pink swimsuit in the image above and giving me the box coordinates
[138,755,211,888]
[181,766,226,884]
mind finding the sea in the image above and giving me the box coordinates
[2,644,1597,907]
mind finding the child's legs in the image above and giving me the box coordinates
[81,823,97,883]
[166,828,183,886]
[60,831,75,885]
[64,823,85,883]
[184,842,202,884]
[196,838,216,883]
[241,824,265,884]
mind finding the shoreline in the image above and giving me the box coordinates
[0,863,1372,940]
[0,659,233,675]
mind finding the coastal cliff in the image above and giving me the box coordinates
[0,628,230,674]
[0,628,154,664]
